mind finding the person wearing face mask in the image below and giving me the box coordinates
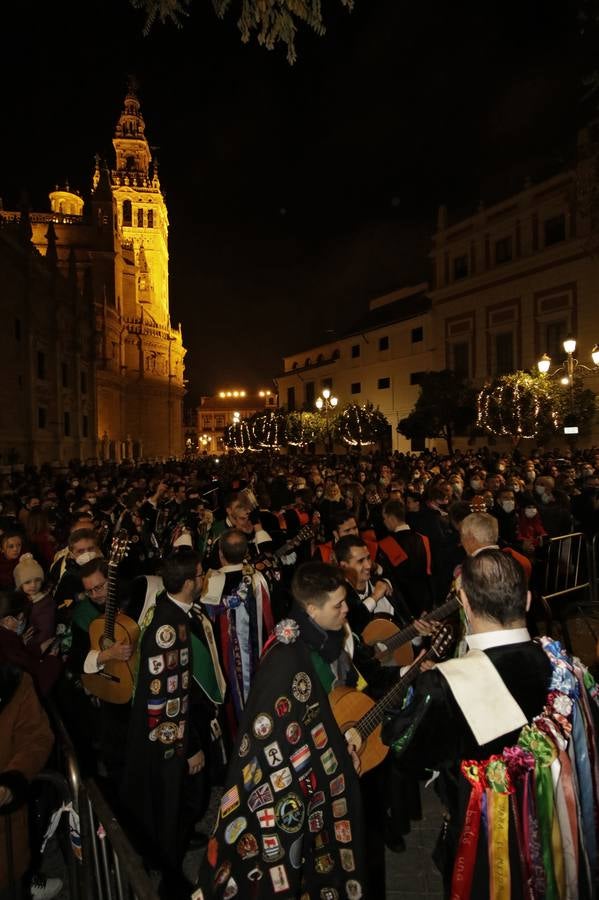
[49,527,102,624]
[492,488,521,548]
[463,469,486,502]
[0,590,62,697]
[533,476,572,538]
[517,493,547,554]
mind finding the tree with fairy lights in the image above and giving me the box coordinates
[223,419,254,453]
[397,370,476,454]
[249,411,287,449]
[339,403,389,449]
[477,371,596,445]
[284,411,328,450]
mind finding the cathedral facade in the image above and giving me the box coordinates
[0,89,186,465]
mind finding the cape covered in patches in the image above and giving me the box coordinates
[196,619,368,899]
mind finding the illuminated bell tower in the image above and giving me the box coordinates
[110,88,169,326]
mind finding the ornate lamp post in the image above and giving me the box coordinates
[537,335,599,434]
[315,388,338,453]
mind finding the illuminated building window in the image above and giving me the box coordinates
[123,200,132,226]
[137,208,144,228]
[148,210,154,228]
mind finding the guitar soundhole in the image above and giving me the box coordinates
[99,636,114,652]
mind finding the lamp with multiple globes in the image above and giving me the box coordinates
[315,388,338,451]
[537,335,599,435]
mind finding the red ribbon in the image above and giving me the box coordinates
[451,762,485,900]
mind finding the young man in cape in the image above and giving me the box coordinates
[196,561,368,899]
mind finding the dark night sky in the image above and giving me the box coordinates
[0,0,593,407]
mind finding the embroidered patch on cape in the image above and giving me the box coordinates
[275,696,291,717]
[292,672,312,702]
[155,624,176,649]
[285,722,302,745]
[252,713,274,740]
[224,816,247,845]
[311,722,328,749]
[248,783,274,812]
[321,748,338,775]
[274,793,305,834]
[264,741,283,768]
[220,786,240,818]
[238,733,251,757]
[290,744,311,772]
[242,757,262,791]
[270,767,292,792]
[148,654,164,674]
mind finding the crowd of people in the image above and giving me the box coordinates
[0,443,598,900]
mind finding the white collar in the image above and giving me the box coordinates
[393,524,411,532]
[471,544,499,556]
[219,564,244,573]
[466,627,531,651]
[167,593,193,615]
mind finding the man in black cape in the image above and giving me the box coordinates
[196,561,368,899]
[120,548,225,900]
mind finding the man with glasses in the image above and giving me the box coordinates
[60,558,134,789]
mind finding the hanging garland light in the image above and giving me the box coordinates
[476,373,560,439]
[223,420,254,453]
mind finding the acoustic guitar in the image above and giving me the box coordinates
[253,524,315,575]
[329,625,453,774]
[82,531,140,705]
[361,590,461,667]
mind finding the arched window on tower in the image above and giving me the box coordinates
[137,208,144,228]
[147,210,154,228]
[123,200,132,226]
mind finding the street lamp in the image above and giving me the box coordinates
[537,335,599,434]
[315,388,338,453]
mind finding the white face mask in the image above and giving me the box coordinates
[76,550,97,566]
[501,500,515,514]
[524,507,538,519]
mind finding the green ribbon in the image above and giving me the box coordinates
[310,650,335,694]
[518,725,558,900]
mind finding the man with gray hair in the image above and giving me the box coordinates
[459,512,531,582]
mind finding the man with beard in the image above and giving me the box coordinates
[121,547,222,900]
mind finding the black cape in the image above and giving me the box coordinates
[197,616,368,899]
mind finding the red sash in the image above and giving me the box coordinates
[378,535,408,567]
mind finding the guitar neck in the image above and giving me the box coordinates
[356,649,434,741]
[383,593,460,653]
[274,527,313,559]
[104,566,118,643]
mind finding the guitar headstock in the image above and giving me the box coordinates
[430,624,453,659]
[109,529,130,567]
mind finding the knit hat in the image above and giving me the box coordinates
[13,553,44,589]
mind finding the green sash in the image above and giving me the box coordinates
[191,633,224,704]
[71,597,101,632]
[310,650,335,694]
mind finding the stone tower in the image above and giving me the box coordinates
[4,87,187,462]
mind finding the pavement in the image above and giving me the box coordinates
[40,603,599,899]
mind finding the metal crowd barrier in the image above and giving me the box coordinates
[47,701,159,900]
[539,531,596,653]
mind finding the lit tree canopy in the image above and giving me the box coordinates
[249,410,287,448]
[130,0,354,63]
[476,371,597,444]
[223,418,254,452]
[339,402,389,447]
[285,411,328,447]
[397,370,476,454]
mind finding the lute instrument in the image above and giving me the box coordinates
[329,624,453,774]
[81,531,140,705]
[361,590,460,666]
